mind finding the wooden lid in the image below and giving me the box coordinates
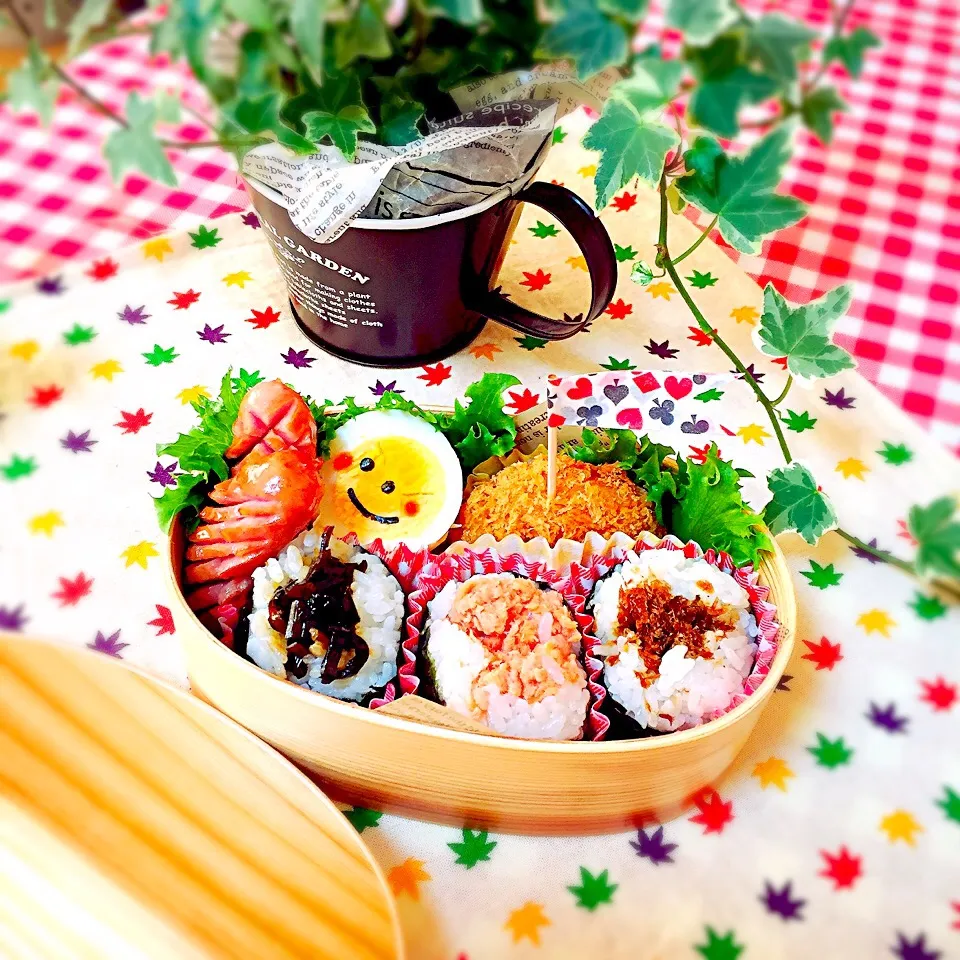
[0,633,404,960]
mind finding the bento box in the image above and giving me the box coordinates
[160,371,796,834]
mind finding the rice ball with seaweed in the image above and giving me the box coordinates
[423,573,589,740]
[590,549,758,734]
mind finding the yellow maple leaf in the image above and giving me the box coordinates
[646,281,676,301]
[142,237,173,261]
[879,809,922,846]
[469,342,502,362]
[577,164,597,177]
[29,511,64,537]
[505,902,551,945]
[222,270,252,288]
[90,359,123,381]
[737,423,771,445]
[835,457,869,480]
[177,385,210,406]
[566,255,588,271]
[9,340,39,362]
[730,305,760,325]
[121,541,159,570]
[386,858,430,900]
[857,609,896,637]
[752,756,794,791]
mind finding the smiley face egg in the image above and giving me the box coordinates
[318,410,464,548]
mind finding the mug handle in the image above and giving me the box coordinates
[466,181,619,340]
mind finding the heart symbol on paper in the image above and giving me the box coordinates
[547,374,562,386]
[680,414,709,435]
[566,377,593,400]
[603,383,629,406]
[665,376,693,400]
[547,413,566,428]
[616,408,643,430]
[633,372,660,393]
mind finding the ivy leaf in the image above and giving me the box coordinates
[67,0,112,56]
[304,105,376,159]
[757,283,855,380]
[782,409,818,433]
[104,93,176,186]
[665,0,737,46]
[284,74,374,158]
[631,261,655,285]
[290,0,325,82]
[763,462,838,544]
[6,42,58,126]
[908,497,960,581]
[153,90,182,124]
[223,0,273,30]
[224,91,315,154]
[601,0,649,19]
[536,3,629,80]
[800,87,847,145]
[745,14,816,84]
[448,828,497,867]
[422,0,483,24]
[333,0,392,69]
[824,26,882,78]
[676,128,806,254]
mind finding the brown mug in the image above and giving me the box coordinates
[246,178,618,367]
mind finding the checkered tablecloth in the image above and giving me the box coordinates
[1,0,958,452]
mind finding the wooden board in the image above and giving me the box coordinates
[0,634,404,960]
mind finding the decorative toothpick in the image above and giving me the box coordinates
[546,423,558,506]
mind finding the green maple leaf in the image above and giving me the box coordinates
[63,323,96,345]
[801,87,847,145]
[800,560,843,590]
[910,591,946,621]
[529,221,560,239]
[536,4,629,79]
[601,356,636,371]
[677,129,805,253]
[687,269,717,288]
[104,92,176,186]
[764,462,838,544]
[631,260,655,285]
[746,14,816,84]
[448,828,497,868]
[7,42,58,126]
[824,26,882,78]
[695,926,744,960]
[908,497,960,580]
[515,335,547,351]
[552,126,567,144]
[344,806,383,832]
[568,867,617,911]
[783,409,818,433]
[143,344,178,366]
[224,91,314,157]
[808,733,853,769]
[665,0,737,46]
[937,786,960,825]
[878,441,912,466]
[615,243,639,262]
[757,283,855,379]
[189,225,222,249]
[1,455,37,481]
[694,387,723,402]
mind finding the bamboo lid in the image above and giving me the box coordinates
[0,633,404,960]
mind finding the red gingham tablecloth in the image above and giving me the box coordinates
[1,0,958,452]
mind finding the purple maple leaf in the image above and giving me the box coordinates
[892,932,941,960]
[760,880,805,921]
[823,386,856,409]
[198,323,231,344]
[0,604,27,631]
[147,460,180,488]
[776,673,793,692]
[645,339,678,360]
[733,362,765,384]
[118,304,150,325]
[867,701,909,733]
[371,380,404,397]
[282,347,316,369]
[60,429,97,453]
[36,275,64,295]
[630,826,677,865]
[88,629,128,658]
[241,211,261,229]
[850,537,886,564]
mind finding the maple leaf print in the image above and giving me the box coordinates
[387,858,430,900]
[801,636,843,670]
[147,461,179,487]
[189,224,222,249]
[567,868,617,910]
[687,269,718,288]
[198,323,231,344]
[953,902,960,931]
[247,306,281,329]
[688,325,714,346]
[605,298,633,320]
[867,701,909,734]
[370,380,403,397]
[88,629,127,658]
[241,211,260,228]
[344,807,382,832]
[752,757,794,791]
[281,347,316,369]
[897,518,917,545]
[732,363,765,383]
[566,254,588,271]
[52,572,94,606]
[910,592,946,621]
[36,275,64,294]
[30,384,64,408]
[819,847,862,890]
[730,305,759,325]
[520,268,551,291]
[505,388,540,413]
[808,733,853,768]
[776,674,793,691]
[938,786,960,825]
[879,809,923,845]
[823,386,855,409]
[0,299,8,313]
[168,289,201,310]
[783,409,817,433]
[143,344,178,366]
[891,932,942,960]
[0,604,27,631]
[86,257,118,281]
[177,385,210,405]
[631,826,677,865]
[90,359,123,381]
[760,881,805,921]
[60,429,97,453]
[857,608,896,637]
[849,536,886,564]
[529,220,560,238]
[615,243,638,262]
[63,323,97,346]
[118,304,150,325]
[515,335,547,350]
[142,237,173,260]
[612,190,637,211]
[688,787,734,834]
[878,440,912,465]
[115,408,153,434]
[222,270,252,288]
[10,339,40,361]
[836,457,868,479]
[121,541,158,569]
[419,362,452,387]
[2,454,37,481]
[800,561,842,589]
[147,604,176,636]
[695,927,744,960]
[448,828,497,868]
[600,356,635,371]
[505,902,550,944]
[469,342,502,361]
[737,423,770,445]
[646,281,676,300]
[645,338,678,360]
[919,677,956,712]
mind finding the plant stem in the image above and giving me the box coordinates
[769,375,794,407]
[671,216,718,265]
[835,529,917,576]
[803,0,858,93]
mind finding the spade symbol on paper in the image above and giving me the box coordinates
[649,398,675,426]
[680,413,709,435]
[576,404,604,427]
[603,381,629,406]
[693,374,707,385]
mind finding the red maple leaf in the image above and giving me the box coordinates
[819,847,862,890]
[29,384,64,408]
[418,362,452,387]
[115,408,153,434]
[801,636,843,671]
[520,268,551,291]
[605,298,633,320]
[951,902,960,931]
[688,325,714,346]
[919,676,957,712]
[51,572,94,606]
[612,191,637,212]
[168,289,201,310]
[771,356,789,369]
[896,518,918,545]
[688,444,717,464]
[148,604,176,636]
[688,787,734,834]
[86,257,119,281]
[719,424,737,436]
[247,306,281,329]
[505,388,540,413]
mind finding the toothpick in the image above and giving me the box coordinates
[546,424,557,506]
